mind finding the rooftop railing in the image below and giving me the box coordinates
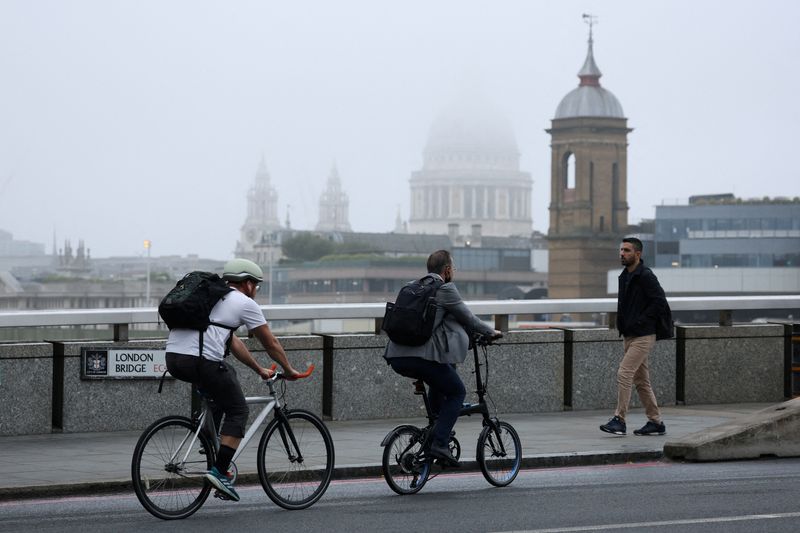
[0,295,797,342]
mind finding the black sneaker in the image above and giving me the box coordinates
[428,443,460,467]
[634,420,666,436]
[600,416,627,435]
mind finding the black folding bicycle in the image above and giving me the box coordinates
[381,334,522,494]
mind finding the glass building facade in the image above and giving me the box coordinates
[654,197,800,268]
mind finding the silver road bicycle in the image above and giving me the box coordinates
[131,364,334,519]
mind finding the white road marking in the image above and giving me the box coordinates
[495,511,800,532]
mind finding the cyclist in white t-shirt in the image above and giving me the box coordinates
[165,258,300,502]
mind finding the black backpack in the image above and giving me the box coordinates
[382,275,444,346]
[655,299,675,340]
[158,271,237,356]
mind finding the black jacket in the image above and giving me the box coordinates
[616,261,668,337]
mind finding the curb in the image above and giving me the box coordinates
[0,450,663,502]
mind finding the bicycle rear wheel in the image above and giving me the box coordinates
[382,426,431,495]
[257,409,334,510]
[131,416,213,520]
[476,420,522,487]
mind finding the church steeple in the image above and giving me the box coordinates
[315,162,352,232]
[235,156,281,257]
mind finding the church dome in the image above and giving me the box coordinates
[424,100,519,160]
[554,35,624,119]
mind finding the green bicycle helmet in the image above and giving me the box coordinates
[222,258,264,283]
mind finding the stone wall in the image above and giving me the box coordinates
[680,325,785,404]
[0,324,793,435]
[0,342,52,435]
[568,328,676,410]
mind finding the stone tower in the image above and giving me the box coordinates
[235,156,281,257]
[547,19,630,298]
[315,163,352,232]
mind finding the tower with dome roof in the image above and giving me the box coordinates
[547,15,631,298]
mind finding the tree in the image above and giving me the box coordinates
[281,233,336,262]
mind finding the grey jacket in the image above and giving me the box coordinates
[384,275,495,365]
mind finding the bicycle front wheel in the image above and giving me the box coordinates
[257,409,334,510]
[476,420,522,487]
[382,426,430,495]
[131,416,213,520]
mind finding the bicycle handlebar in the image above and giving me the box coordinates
[473,332,503,346]
[266,363,315,380]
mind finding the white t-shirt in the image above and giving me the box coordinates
[165,289,267,362]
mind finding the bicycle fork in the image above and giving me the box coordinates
[274,410,304,464]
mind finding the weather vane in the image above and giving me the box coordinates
[582,13,598,41]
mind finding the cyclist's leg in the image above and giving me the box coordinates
[389,358,464,448]
[196,359,249,470]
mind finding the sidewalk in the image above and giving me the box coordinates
[0,403,769,500]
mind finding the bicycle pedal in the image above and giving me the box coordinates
[214,490,234,501]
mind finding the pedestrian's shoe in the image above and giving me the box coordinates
[205,466,240,502]
[428,442,460,467]
[599,416,627,435]
[634,420,666,436]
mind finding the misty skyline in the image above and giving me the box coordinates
[1,1,798,260]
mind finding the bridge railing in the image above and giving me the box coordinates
[0,295,797,341]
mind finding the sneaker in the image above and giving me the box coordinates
[428,443,460,467]
[600,416,627,435]
[634,420,666,436]
[205,466,240,502]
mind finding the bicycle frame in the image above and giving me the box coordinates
[191,376,283,466]
[417,339,502,433]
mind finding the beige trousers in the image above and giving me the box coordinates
[614,334,661,423]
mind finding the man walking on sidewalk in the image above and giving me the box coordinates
[600,237,669,437]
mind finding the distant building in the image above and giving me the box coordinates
[279,231,545,305]
[547,22,630,299]
[236,157,282,258]
[654,194,800,268]
[315,164,352,232]
[408,96,533,239]
[0,229,45,257]
[605,195,800,298]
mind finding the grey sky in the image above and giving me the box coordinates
[1,1,798,260]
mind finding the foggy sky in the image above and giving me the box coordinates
[1,1,798,260]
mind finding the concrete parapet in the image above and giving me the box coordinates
[679,325,784,405]
[468,330,564,414]
[239,335,323,416]
[567,328,675,411]
[55,340,182,433]
[664,398,800,461]
[322,330,564,421]
[0,343,53,436]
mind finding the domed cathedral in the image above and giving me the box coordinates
[409,96,532,241]
[547,16,631,298]
[315,163,352,232]
[235,156,282,259]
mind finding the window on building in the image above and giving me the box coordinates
[564,152,576,189]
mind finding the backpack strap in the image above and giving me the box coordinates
[208,321,238,358]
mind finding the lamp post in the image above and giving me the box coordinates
[268,233,274,305]
[144,239,151,306]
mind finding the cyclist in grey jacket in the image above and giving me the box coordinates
[384,250,500,466]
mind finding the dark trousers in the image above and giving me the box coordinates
[166,353,249,438]
[388,357,466,447]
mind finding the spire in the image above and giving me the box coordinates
[578,13,602,87]
[329,161,340,185]
[255,154,270,188]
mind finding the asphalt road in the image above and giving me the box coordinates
[3,459,800,533]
